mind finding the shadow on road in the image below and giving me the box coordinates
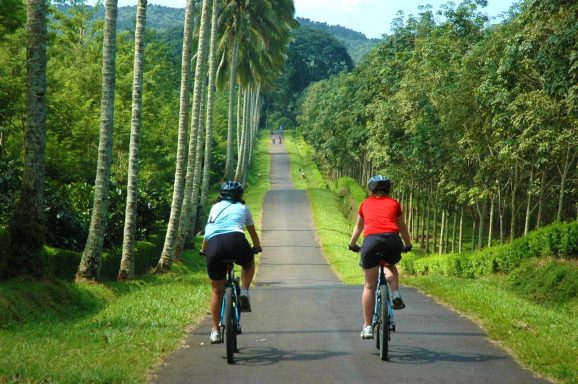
[233,347,351,366]
[385,345,505,365]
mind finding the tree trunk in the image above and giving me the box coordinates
[438,209,445,255]
[536,169,546,227]
[119,0,147,281]
[524,168,534,236]
[451,208,457,253]
[458,207,463,253]
[557,144,574,222]
[488,195,494,247]
[510,166,518,241]
[157,0,195,271]
[224,35,240,180]
[477,199,486,250]
[77,0,118,281]
[425,191,431,254]
[8,0,48,279]
[199,0,220,214]
[158,0,211,271]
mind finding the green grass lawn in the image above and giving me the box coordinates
[283,133,577,384]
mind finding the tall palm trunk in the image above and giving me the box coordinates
[170,0,212,264]
[157,0,195,272]
[224,36,240,180]
[119,0,147,281]
[8,0,48,278]
[77,0,118,281]
[200,0,221,211]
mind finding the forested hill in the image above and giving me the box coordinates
[59,5,377,64]
[296,17,380,63]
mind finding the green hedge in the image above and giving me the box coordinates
[405,221,578,278]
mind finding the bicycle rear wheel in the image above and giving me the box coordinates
[379,285,390,360]
[224,287,236,364]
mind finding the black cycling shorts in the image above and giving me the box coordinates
[205,232,254,280]
[360,233,403,269]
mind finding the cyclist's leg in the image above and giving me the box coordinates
[210,279,226,330]
[383,264,399,290]
[231,233,255,289]
[206,235,228,331]
[362,266,379,326]
[360,235,382,326]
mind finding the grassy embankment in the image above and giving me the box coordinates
[283,132,577,384]
[0,134,271,384]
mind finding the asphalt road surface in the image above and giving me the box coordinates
[151,136,548,384]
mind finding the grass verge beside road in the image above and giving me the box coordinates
[284,132,577,384]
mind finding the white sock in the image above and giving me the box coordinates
[240,288,249,296]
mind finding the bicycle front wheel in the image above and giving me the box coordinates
[379,285,390,360]
[224,287,236,364]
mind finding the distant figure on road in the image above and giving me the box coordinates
[348,175,412,340]
[200,181,262,344]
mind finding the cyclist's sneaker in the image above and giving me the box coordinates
[392,291,406,310]
[210,329,222,344]
[360,325,374,339]
[239,289,251,312]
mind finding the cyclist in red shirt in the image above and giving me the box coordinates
[348,175,412,339]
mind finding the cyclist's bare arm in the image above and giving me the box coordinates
[246,224,261,249]
[349,215,364,247]
[396,215,412,248]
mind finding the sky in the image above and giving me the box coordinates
[112,0,520,39]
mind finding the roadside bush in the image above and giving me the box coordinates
[404,221,577,278]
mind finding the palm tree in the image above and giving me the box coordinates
[219,0,296,180]
[119,0,147,281]
[77,0,118,281]
[200,0,221,210]
[156,0,195,272]
[160,0,212,269]
[8,0,48,279]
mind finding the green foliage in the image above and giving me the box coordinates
[0,0,25,40]
[406,221,578,278]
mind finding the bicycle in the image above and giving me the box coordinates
[349,244,411,361]
[219,247,260,364]
[373,256,395,361]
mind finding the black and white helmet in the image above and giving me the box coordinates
[219,180,244,200]
[367,175,391,193]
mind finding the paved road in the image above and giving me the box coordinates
[151,137,548,384]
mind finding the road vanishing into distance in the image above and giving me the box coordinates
[151,135,548,384]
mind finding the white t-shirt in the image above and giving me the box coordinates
[204,200,254,240]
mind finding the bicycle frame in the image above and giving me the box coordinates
[220,267,241,328]
[219,263,241,364]
[371,264,395,330]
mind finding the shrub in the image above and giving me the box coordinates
[404,221,578,278]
